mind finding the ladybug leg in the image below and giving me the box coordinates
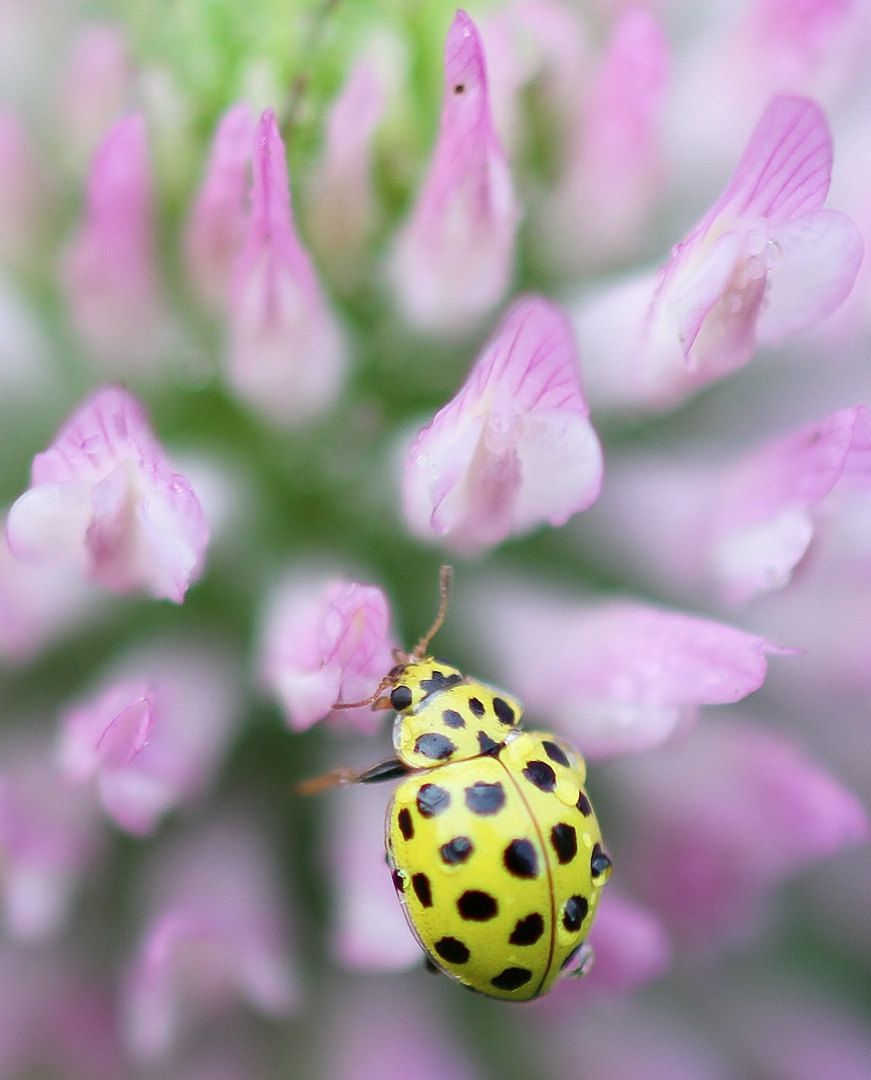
[357,758,411,783]
[422,954,441,975]
[295,758,410,795]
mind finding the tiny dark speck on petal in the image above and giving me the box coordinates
[454,83,465,94]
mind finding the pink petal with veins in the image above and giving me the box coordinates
[403,295,602,554]
[467,582,792,758]
[228,109,346,426]
[6,386,209,602]
[573,96,862,411]
[391,10,520,335]
[260,575,395,733]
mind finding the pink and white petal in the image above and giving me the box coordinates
[707,407,871,602]
[6,483,92,566]
[403,296,601,551]
[758,210,864,341]
[391,11,519,334]
[329,780,421,971]
[228,110,347,425]
[7,386,209,601]
[260,575,395,733]
[184,103,256,312]
[570,270,662,409]
[610,719,868,942]
[542,9,669,270]
[0,735,103,942]
[61,113,172,372]
[125,819,297,1061]
[59,23,132,165]
[466,583,792,758]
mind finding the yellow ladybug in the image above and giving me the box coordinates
[301,567,612,1001]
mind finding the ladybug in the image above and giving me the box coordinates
[300,567,612,1001]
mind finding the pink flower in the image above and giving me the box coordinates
[403,296,603,554]
[465,580,792,758]
[329,778,421,971]
[0,519,107,662]
[325,974,485,1080]
[123,818,298,1061]
[6,386,210,602]
[260,575,395,734]
[57,23,132,167]
[390,10,520,335]
[609,718,868,944]
[60,113,174,372]
[573,95,864,411]
[227,109,347,426]
[0,946,121,1080]
[306,60,386,289]
[184,102,256,313]
[0,735,103,942]
[58,642,241,834]
[583,406,871,605]
[540,8,669,272]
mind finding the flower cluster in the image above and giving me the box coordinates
[0,0,870,1077]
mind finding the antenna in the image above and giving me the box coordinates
[411,564,453,660]
[330,565,454,710]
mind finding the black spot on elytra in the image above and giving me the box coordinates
[491,967,532,991]
[492,697,516,725]
[523,760,556,792]
[416,783,450,818]
[562,895,588,932]
[435,936,470,964]
[477,730,500,755]
[504,839,539,878]
[397,808,414,840]
[390,685,412,711]
[464,781,506,815]
[591,843,612,878]
[440,836,473,865]
[442,708,466,729]
[457,890,498,921]
[576,790,592,816]
[392,869,405,893]
[542,740,570,767]
[420,671,464,697]
[509,913,544,945]
[468,697,485,717]
[412,873,432,907]
[414,732,457,761]
[550,823,578,864]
